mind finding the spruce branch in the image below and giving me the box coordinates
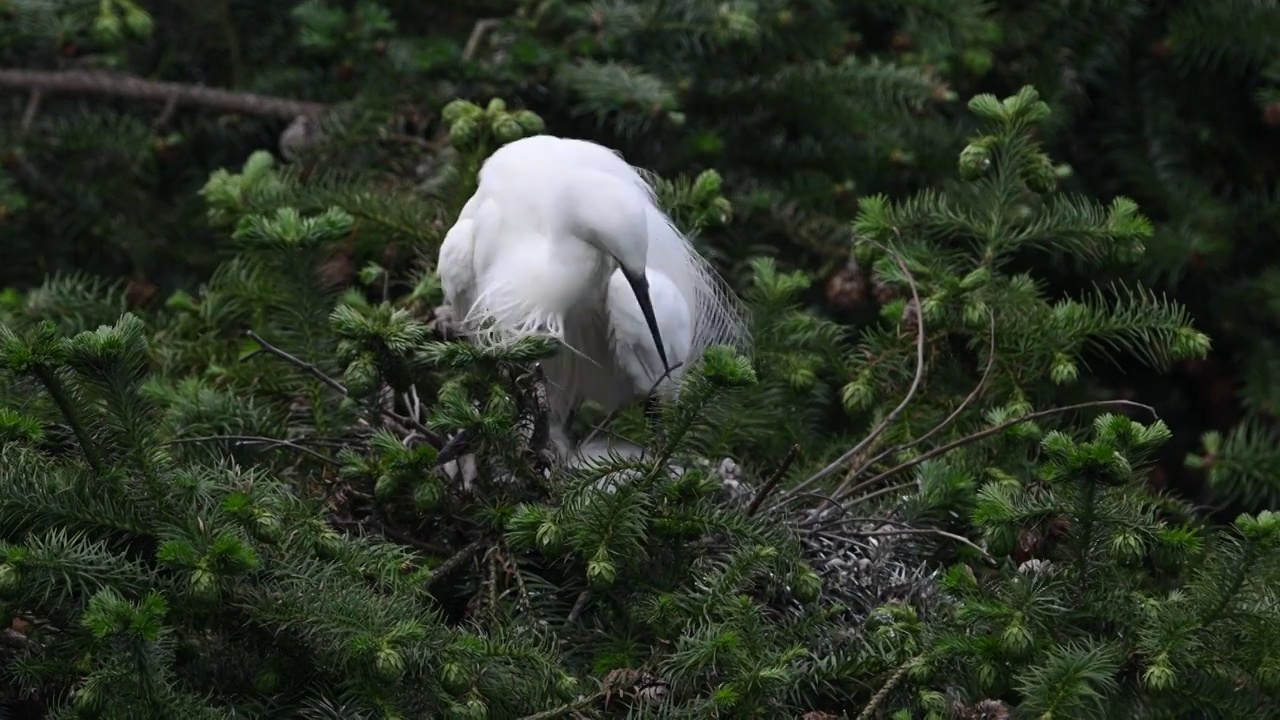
[0,69,326,119]
[244,329,443,447]
[824,399,1157,515]
[164,434,337,465]
[31,365,105,476]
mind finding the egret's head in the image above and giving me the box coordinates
[558,167,673,378]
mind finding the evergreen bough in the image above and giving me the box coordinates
[1,86,1277,718]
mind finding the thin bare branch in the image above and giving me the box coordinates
[244,330,351,395]
[463,19,503,61]
[516,689,609,720]
[745,443,800,517]
[20,89,41,132]
[425,536,489,587]
[783,240,926,506]
[165,433,336,465]
[833,310,998,506]
[0,69,326,119]
[849,527,993,563]
[831,399,1156,507]
[244,329,443,447]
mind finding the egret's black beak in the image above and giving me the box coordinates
[621,267,672,375]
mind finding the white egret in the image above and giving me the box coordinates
[437,134,749,440]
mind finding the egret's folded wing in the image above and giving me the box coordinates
[438,214,477,318]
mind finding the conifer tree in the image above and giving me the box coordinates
[4,0,1280,717]
[4,81,1278,717]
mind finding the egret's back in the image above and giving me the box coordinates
[486,136,751,358]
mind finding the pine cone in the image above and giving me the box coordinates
[901,297,920,336]
[871,273,899,304]
[1264,102,1280,128]
[825,259,869,312]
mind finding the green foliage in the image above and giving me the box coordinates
[926,415,1279,717]
[4,0,1280,716]
[2,81,1276,719]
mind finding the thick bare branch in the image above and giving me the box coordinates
[0,69,326,120]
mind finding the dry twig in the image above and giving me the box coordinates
[165,433,337,465]
[243,330,444,447]
[784,240,926,508]
[0,69,326,119]
[745,443,800,517]
[828,398,1156,510]
[463,19,503,61]
[824,311,998,508]
[425,536,489,587]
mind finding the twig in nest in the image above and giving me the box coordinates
[425,536,489,587]
[745,443,800,517]
[842,525,994,564]
[784,240,926,508]
[243,330,443,447]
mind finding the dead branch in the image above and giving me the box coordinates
[783,239,927,508]
[243,329,444,447]
[0,69,326,120]
[165,433,337,465]
[828,311,998,507]
[745,443,800,517]
[828,398,1156,509]
[463,19,503,61]
[425,535,489,587]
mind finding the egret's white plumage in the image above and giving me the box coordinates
[437,134,749,432]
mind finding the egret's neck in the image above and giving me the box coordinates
[554,235,614,302]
